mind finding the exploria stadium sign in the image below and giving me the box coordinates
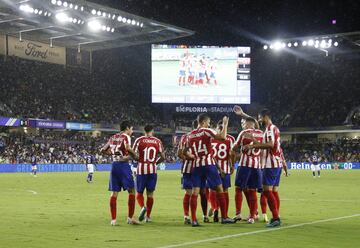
[176,105,234,113]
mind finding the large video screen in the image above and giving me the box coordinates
[152,45,251,104]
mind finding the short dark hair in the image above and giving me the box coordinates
[144,125,154,133]
[245,117,256,124]
[192,119,198,129]
[259,109,271,119]
[120,120,132,131]
[197,113,210,124]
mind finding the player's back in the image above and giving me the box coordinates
[212,134,235,173]
[187,127,216,167]
[107,132,131,161]
[133,136,163,174]
[178,133,193,174]
[263,124,282,168]
[236,128,263,168]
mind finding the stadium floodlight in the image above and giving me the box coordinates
[74,5,78,10]
[55,12,69,22]
[287,42,292,47]
[314,43,319,48]
[80,6,84,11]
[112,14,116,20]
[102,12,106,17]
[136,21,140,26]
[97,10,101,16]
[57,1,62,6]
[88,20,101,31]
[34,9,39,14]
[51,0,57,4]
[108,13,111,18]
[63,2,68,7]
[38,10,43,15]
[302,40,307,46]
[334,41,339,47]
[269,44,273,49]
[140,23,144,27]
[122,17,127,23]
[72,18,77,23]
[294,42,298,47]
[131,20,136,25]
[308,39,314,46]
[101,25,106,31]
[106,27,111,32]
[127,19,131,24]
[19,4,34,13]
[111,28,115,32]
[69,3,73,8]
[273,41,282,50]
[77,19,81,24]
[44,11,48,16]
[263,45,268,50]
[117,16,122,21]
[91,9,96,15]
[320,40,327,48]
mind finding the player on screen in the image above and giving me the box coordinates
[209,58,218,85]
[243,109,282,227]
[184,114,235,226]
[178,54,187,86]
[178,120,198,224]
[31,152,38,177]
[309,151,321,178]
[100,121,139,226]
[187,54,195,84]
[85,153,96,183]
[208,120,236,222]
[132,125,165,223]
[232,117,263,224]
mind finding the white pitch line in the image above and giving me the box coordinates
[26,190,38,195]
[158,214,360,248]
[282,198,359,203]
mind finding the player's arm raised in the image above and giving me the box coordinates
[233,105,260,129]
[213,116,228,140]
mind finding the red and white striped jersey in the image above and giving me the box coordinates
[133,136,163,175]
[187,128,217,167]
[262,124,282,168]
[178,134,193,174]
[104,133,131,162]
[211,134,235,174]
[234,129,263,168]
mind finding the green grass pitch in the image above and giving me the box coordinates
[0,170,359,248]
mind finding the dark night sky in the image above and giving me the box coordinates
[91,0,360,46]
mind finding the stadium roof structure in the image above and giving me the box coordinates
[0,0,194,51]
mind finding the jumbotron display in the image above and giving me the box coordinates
[151,45,251,104]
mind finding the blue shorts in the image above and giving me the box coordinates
[108,162,135,192]
[182,173,192,190]
[263,168,282,186]
[235,166,261,189]
[191,165,222,190]
[247,168,263,190]
[199,72,205,78]
[136,174,157,193]
[210,72,215,78]
[179,70,186,76]
[221,174,231,189]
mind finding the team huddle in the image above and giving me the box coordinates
[100,105,287,227]
[178,53,218,86]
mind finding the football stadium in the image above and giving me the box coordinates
[0,1,359,247]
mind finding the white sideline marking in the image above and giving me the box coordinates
[282,198,359,203]
[158,214,360,248]
[26,190,38,195]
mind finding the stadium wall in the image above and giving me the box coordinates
[0,162,359,173]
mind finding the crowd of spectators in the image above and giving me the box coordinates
[0,131,359,164]
[0,52,360,129]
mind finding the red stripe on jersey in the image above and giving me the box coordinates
[263,124,282,169]
[187,128,217,167]
[212,134,235,174]
[133,136,163,174]
[235,129,263,168]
